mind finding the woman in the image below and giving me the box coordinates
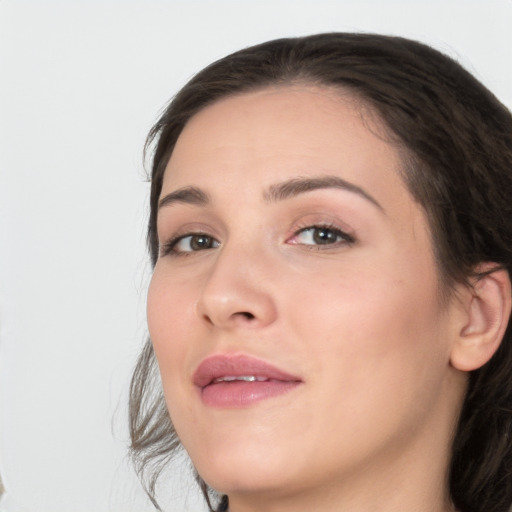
[129,33,512,512]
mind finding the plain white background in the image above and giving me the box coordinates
[0,1,511,511]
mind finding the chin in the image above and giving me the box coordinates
[187,435,295,495]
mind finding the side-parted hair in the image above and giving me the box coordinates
[130,33,512,512]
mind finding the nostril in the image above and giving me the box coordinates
[201,311,255,325]
[203,314,214,325]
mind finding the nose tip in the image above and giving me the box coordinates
[196,263,277,330]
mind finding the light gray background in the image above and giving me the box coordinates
[1,1,511,511]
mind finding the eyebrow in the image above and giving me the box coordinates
[263,175,384,211]
[158,186,210,210]
[158,175,383,212]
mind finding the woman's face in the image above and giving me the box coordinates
[147,86,466,505]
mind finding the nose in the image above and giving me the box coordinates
[196,243,278,330]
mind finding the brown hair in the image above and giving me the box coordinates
[130,33,512,512]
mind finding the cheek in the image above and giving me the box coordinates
[286,247,449,406]
[146,266,197,389]
[279,282,447,478]
[146,266,208,443]
[289,249,441,342]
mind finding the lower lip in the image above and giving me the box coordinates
[200,380,300,408]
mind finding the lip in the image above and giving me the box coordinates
[193,353,302,408]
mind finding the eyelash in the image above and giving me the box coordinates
[160,223,355,258]
[160,232,219,257]
[288,223,355,249]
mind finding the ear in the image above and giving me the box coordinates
[450,264,512,372]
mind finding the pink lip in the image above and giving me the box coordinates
[193,354,302,408]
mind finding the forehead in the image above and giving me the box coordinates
[162,85,408,209]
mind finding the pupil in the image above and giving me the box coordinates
[313,228,336,245]
[191,235,211,250]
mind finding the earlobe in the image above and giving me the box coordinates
[450,265,512,372]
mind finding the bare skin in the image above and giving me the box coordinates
[147,86,507,512]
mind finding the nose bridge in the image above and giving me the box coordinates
[196,236,277,329]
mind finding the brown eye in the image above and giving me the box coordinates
[312,228,340,245]
[189,235,216,250]
[167,233,220,255]
[293,226,351,246]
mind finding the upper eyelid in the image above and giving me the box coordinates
[157,215,357,254]
[161,232,219,251]
[158,221,220,246]
[289,216,356,238]
[289,224,355,244]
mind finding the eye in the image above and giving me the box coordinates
[290,225,354,246]
[162,233,220,256]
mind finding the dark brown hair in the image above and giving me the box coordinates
[130,33,512,512]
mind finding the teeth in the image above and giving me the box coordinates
[213,375,268,383]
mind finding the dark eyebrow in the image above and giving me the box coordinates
[158,186,210,210]
[263,175,384,212]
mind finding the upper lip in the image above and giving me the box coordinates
[193,353,302,388]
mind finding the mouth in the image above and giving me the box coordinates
[213,375,277,383]
[193,354,302,408]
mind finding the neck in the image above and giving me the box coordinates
[227,463,455,512]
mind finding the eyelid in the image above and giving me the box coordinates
[286,212,358,243]
[286,222,356,248]
[159,231,220,257]
[157,216,356,257]
[156,217,222,256]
